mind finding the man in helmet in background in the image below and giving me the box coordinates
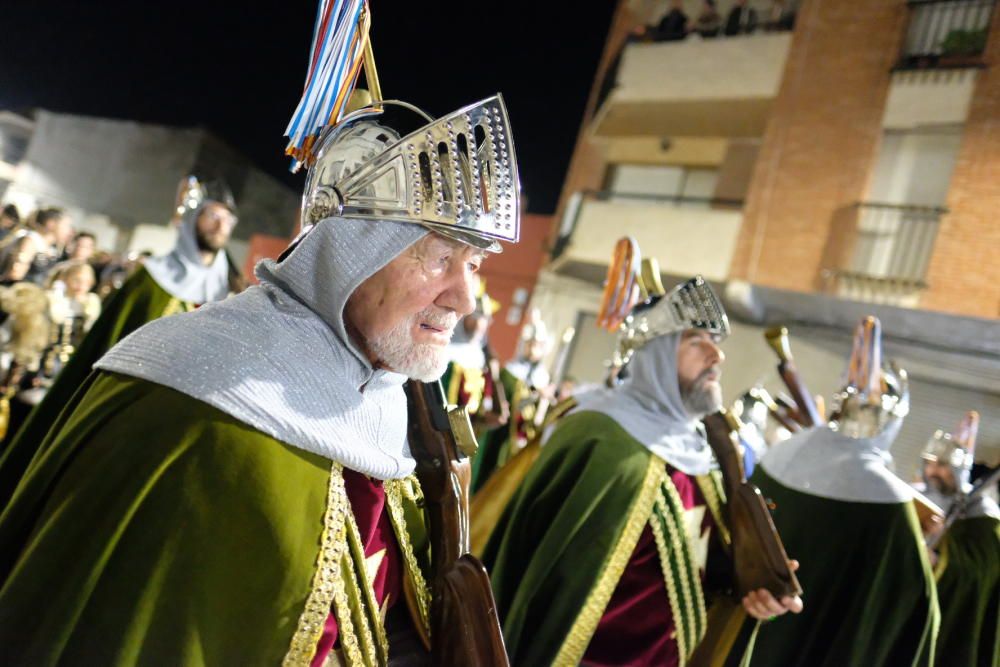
[746,316,940,667]
[0,89,522,665]
[915,413,999,667]
[470,309,552,493]
[482,275,802,667]
[0,184,241,506]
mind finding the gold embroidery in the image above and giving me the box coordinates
[661,477,708,647]
[161,297,194,318]
[384,476,433,637]
[552,457,666,666]
[696,474,731,547]
[650,491,691,664]
[283,464,360,667]
[652,478,709,666]
[343,498,390,665]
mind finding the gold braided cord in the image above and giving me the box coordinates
[161,297,194,318]
[660,476,709,645]
[384,476,433,636]
[695,474,731,547]
[650,492,691,666]
[283,464,361,667]
[552,457,666,666]
[342,501,390,664]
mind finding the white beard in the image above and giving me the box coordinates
[368,309,456,382]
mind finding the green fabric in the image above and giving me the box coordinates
[746,469,939,667]
[482,410,659,666]
[0,371,440,666]
[0,267,184,510]
[934,515,1000,667]
[0,372,336,664]
[470,367,521,494]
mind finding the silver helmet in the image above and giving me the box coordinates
[922,411,978,495]
[615,275,730,367]
[299,95,520,253]
[829,316,909,439]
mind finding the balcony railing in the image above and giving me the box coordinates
[824,202,944,303]
[897,0,996,69]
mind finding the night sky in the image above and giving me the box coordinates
[1,1,616,214]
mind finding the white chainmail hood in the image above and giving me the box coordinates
[143,203,233,304]
[570,332,715,476]
[97,216,428,479]
[760,419,914,503]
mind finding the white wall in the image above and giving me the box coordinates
[566,198,743,282]
[868,129,962,207]
[884,70,976,130]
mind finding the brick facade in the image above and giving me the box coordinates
[729,0,907,292]
[921,6,1000,318]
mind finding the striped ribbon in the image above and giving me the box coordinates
[284,0,370,171]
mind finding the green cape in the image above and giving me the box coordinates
[470,367,521,493]
[483,410,725,666]
[0,267,190,510]
[745,468,939,667]
[934,515,1000,666]
[0,372,431,666]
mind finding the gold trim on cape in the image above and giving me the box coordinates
[696,473,731,547]
[551,456,666,666]
[283,464,360,667]
[384,476,433,636]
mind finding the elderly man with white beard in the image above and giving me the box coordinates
[0,92,521,666]
[482,277,802,667]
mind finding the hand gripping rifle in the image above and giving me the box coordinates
[405,380,510,666]
[764,326,823,428]
[702,409,802,599]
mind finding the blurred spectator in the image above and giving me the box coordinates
[692,0,723,38]
[653,0,689,42]
[764,0,796,31]
[66,231,96,263]
[0,234,40,287]
[26,208,74,284]
[725,0,759,35]
[0,204,20,241]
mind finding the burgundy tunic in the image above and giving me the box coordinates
[583,469,714,667]
[311,469,405,666]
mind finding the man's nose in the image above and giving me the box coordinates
[436,264,477,317]
[708,340,725,365]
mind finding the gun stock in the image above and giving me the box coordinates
[405,380,510,666]
[764,327,822,427]
[702,411,802,599]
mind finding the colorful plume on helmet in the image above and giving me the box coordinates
[829,316,909,439]
[284,1,520,253]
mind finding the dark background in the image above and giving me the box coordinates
[0,1,616,213]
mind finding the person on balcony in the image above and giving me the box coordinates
[764,0,796,32]
[653,0,689,42]
[691,0,723,38]
[725,0,759,36]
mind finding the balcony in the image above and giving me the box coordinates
[896,0,996,70]
[821,202,944,307]
[551,190,744,284]
[592,33,791,138]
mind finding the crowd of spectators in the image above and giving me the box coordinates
[639,0,796,42]
[0,203,153,432]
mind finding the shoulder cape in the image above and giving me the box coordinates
[746,468,939,667]
[483,410,714,666]
[0,372,431,666]
[934,515,1000,667]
